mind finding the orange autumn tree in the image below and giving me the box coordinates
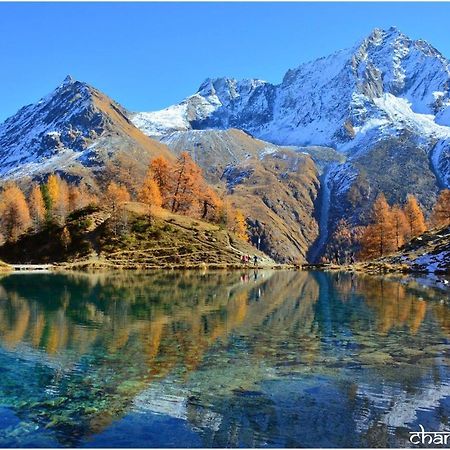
[233,210,248,241]
[391,204,408,250]
[170,152,202,214]
[47,174,70,224]
[139,176,163,216]
[105,182,131,236]
[404,194,426,240]
[199,185,222,222]
[146,154,223,222]
[328,218,357,263]
[68,183,96,212]
[0,183,31,242]
[149,156,173,208]
[29,184,46,231]
[430,189,450,228]
[220,200,248,241]
[359,193,395,260]
[103,155,143,199]
[105,182,130,213]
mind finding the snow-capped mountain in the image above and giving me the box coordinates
[133,27,450,189]
[130,27,450,261]
[133,27,450,146]
[0,75,170,180]
[132,78,275,138]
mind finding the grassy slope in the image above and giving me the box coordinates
[0,203,275,270]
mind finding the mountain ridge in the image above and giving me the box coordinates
[132,27,450,154]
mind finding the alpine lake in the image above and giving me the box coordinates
[0,270,449,448]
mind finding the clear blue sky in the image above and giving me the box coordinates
[1,2,450,122]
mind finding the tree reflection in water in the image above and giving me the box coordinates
[0,271,448,447]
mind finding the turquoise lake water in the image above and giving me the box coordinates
[0,270,448,448]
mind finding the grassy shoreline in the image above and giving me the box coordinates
[53,256,295,272]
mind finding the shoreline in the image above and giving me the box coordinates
[0,260,296,273]
[302,261,450,277]
[1,259,448,277]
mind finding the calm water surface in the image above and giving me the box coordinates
[0,270,449,448]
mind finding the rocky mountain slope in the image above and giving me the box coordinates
[133,28,450,159]
[0,75,172,187]
[0,78,320,263]
[161,129,320,263]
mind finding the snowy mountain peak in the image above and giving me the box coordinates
[365,26,404,44]
[62,74,76,86]
[0,77,128,177]
[133,27,450,158]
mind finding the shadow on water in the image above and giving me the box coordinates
[0,270,448,447]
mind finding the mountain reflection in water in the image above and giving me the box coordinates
[0,270,448,448]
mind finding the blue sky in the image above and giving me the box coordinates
[1,2,450,121]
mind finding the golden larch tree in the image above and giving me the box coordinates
[47,174,70,223]
[68,183,96,212]
[404,194,426,240]
[171,152,202,214]
[105,182,130,213]
[105,182,131,236]
[226,208,248,242]
[234,210,248,242]
[149,156,173,207]
[430,189,450,228]
[29,184,46,231]
[139,176,163,215]
[359,193,395,259]
[68,185,82,212]
[391,205,408,250]
[328,218,354,263]
[199,186,222,222]
[47,174,59,209]
[0,184,31,242]
[57,178,70,219]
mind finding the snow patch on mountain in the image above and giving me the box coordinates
[132,104,191,136]
[131,78,270,137]
[436,105,450,126]
[372,94,450,139]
